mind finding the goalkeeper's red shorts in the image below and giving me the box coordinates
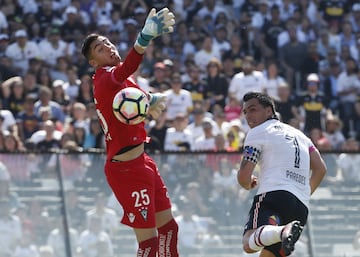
[104,152,171,228]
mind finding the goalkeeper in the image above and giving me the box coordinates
[81,7,178,257]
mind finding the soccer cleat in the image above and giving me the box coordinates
[281,220,303,256]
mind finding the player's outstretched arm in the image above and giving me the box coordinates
[134,7,175,54]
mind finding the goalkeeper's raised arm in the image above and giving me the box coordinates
[134,7,175,54]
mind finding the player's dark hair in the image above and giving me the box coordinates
[81,33,100,60]
[243,92,279,120]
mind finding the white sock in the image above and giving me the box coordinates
[248,225,284,251]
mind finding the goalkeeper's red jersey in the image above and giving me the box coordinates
[93,48,146,161]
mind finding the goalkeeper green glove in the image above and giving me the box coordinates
[148,93,167,119]
[135,7,175,49]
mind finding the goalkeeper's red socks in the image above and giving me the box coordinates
[158,218,179,257]
[137,237,157,257]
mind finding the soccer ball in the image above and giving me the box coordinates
[112,87,150,125]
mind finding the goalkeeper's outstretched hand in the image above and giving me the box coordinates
[148,93,167,120]
[135,7,175,49]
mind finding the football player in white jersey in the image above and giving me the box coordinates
[237,92,326,257]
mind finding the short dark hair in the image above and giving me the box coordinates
[81,33,100,60]
[243,92,278,119]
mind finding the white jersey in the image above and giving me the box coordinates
[243,119,314,207]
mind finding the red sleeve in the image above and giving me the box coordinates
[113,47,143,83]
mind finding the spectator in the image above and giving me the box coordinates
[46,215,79,257]
[318,0,350,28]
[148,61,170,92]
[5,29,41,75]
[277,18,307,49]
[76,74,94,106]
[0,33,9,55]
[2,130,25,152]
[34,86,66,124]
[64,188,87,231]
[192,118,217,152]
[228,55,266,104]
[175,197,207,257]
[212,24,230,55]
[349,3,360,33]
[13,229,40,257]
[27,198,51,245]
[309,127,332,151]
[194,34,221,73]
[0,55,18,83]
[50,56,70,82]
[146,110,169,152]
[5,76,25,117]
[278,21,308,92]
[0,198,22,257]
[259,4,286,60]
[337,57,360,137]
[183,64,207,104]
[251,0,270,31]
[322,61,341,113]
[36,66,53,88]
[38,27,72,68]
[86,192,119,237]
[186,106,218,143]
[224,96,242,122]
[51,80,71,115]
[323,112,346,150]
[354,228,360,250]
[199,220,224,255]
[221,48,241,84]
[196,0,228,22]
[63,65,81,103]
[0,100,20,137]
[301,40,322,77]
[336,138,360,185]
[22,71,40,98]
[296,73,328,133]
[164,113,193,152]
[0,161,22,209]
[213,110,231,136]
[31,120,62,151]
[204,57,228,110]
[77,215,114,257]
[38,246,55,257]
[263,60,286,100]
[164,73,193,121]
[61,6,87,44]
[83,118,104,149]
[339,20,356,48]
[210,157,245,223]
[67,102,89,134]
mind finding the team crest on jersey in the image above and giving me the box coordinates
[139,207,148,221]
[127,212,135,223]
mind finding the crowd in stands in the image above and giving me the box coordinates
[1,1,360,256]
[0,0,360,155]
